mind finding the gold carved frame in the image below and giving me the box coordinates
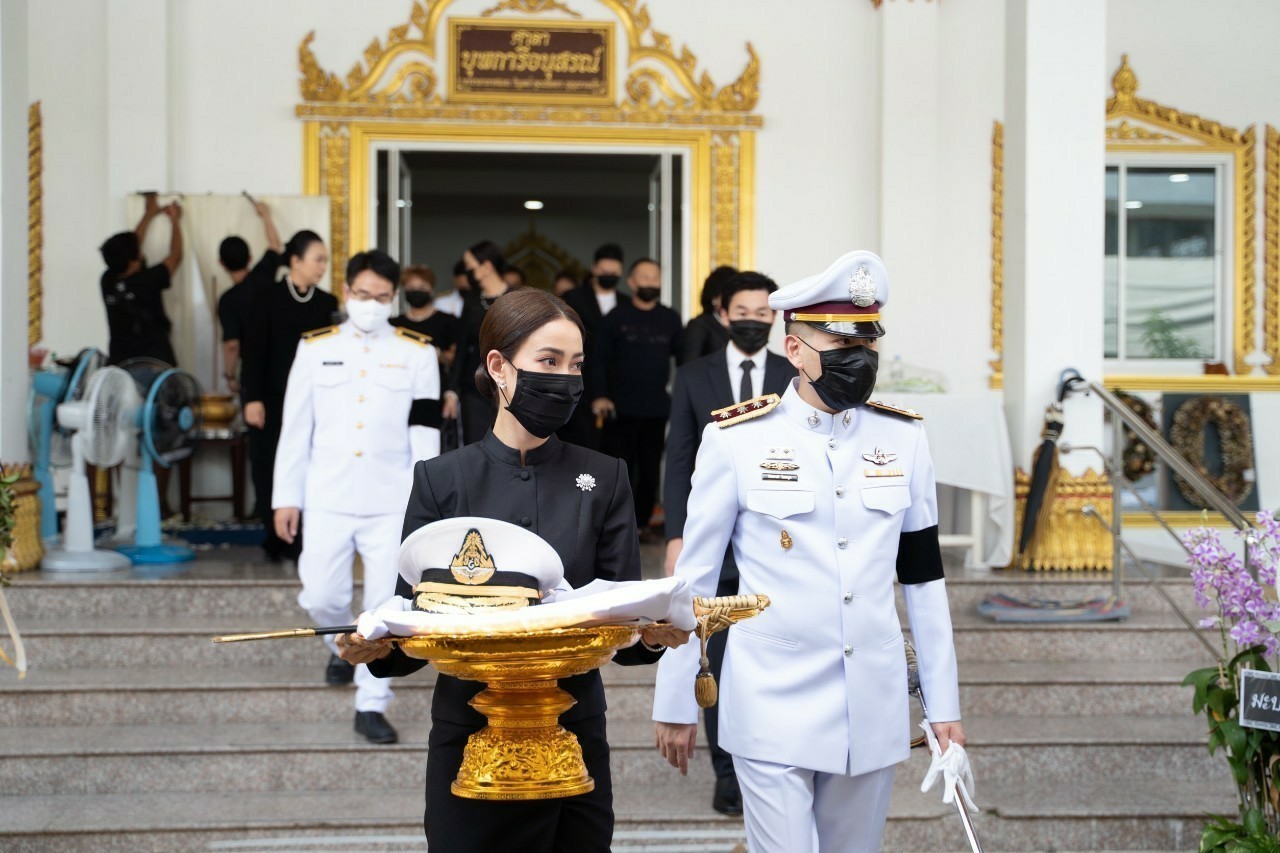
[296,0,760,301]
[990,56,1276,392]
[28,102,42,347]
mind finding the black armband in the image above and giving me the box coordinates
[409,398,443,429]
[896,525,944,585]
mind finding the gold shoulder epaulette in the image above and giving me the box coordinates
[301,325,339,344]
[711,393,781,429]
[866,400,923,421]
[394,327,432,347]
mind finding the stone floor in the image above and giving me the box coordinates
[0,543,1235,851]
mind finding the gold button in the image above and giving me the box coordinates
[363,346,370,353]
[357,395,365,402]
[359,369,367,378]
[355,451,364,458]
[356,423,364,429]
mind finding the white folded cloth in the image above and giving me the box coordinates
[357,576,695,640]
[919,720,979,812]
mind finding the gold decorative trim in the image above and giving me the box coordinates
[300,1,758,314]
[1011,468,1113,572]
[1121,511,1236,529]
[503,226,587,290]
[989,120,1002,386]
[1103,374,1280,392]
[28,102,42,348]
[1266,125,1279,375]
[481,0,582,17]
[1104,55,1257,377]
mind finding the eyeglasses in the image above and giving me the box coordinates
[348,288,395,305]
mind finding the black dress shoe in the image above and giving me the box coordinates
[354,711,399,744]
[325,654,355,685]
[713,775,743,816]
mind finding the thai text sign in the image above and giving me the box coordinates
[450,19,613,103]
[1240,669,1280,733]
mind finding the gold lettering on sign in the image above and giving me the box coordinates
[451,19,613,103]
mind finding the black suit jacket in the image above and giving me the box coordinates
[663,348,793,580]
[368,432,662,726]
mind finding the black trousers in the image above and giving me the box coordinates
[426,715,613,852]
[603,415,667,528]
[250,398,300,560]
[704,570,739,781]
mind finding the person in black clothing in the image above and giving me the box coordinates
[590,258,684,535]
[99,194,183,366]
[446,240,511,445]
[680,265,736,363]
[393,264,463,451]
[240,230,335,561]
[336,288,689,851]
[559,243,625,450]
[553,268,578,297]
[662,271,790,816]
[216,200,284,396]
[501,265,527,289]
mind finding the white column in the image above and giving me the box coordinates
[878,1,940,373]
[0,0,30,460]
[1003,0,1106,472]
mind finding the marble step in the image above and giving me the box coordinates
[3,571,1201,620]
[0,773,1228,851]
[8,606,1221,670]
[0,658,1201,726]
[0,716,1226,797]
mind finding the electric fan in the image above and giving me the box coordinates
[41,366,136,572]
[29,348,104,540]
[112,358,171,542]
[114,366,203,564]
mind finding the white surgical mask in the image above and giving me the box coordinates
[346,299,392,331]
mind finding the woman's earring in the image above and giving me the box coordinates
[495,377,507,389]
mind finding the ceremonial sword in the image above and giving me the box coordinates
[907,645,983,853]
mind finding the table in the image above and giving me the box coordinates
[178,427,248,521]
[891,392,1014,569]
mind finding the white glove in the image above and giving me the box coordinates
[920,721,978,812]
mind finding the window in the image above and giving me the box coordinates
[1103,165,1221,363]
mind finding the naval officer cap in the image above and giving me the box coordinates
[398,517,565,612]
[769,250,889,338]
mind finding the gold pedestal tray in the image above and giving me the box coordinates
[396,625,639,801]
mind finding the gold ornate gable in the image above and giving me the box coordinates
[297,0,761,297]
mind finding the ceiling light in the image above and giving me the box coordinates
[1124,200,1144,209]
[1169,173,1190,183]
[395,199,412,208]
[524,200,544,210]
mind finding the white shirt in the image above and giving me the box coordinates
[596,289,617,316]
[726,341,768,402]
[434,290,464,318]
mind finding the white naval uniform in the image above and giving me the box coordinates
[273,319,441,712]
[652,379,961,852]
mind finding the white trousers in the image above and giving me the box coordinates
[297,510,402,713]
[733,756,895,853]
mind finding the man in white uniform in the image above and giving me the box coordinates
[653,250,964,851]
[274,249,441,744]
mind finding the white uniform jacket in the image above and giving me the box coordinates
[272,320,441,516]
[653,380,961,777]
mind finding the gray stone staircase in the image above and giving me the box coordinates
[0,554,1236,851]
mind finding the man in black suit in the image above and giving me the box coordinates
[662,271,791,816]
[559,243,625,449]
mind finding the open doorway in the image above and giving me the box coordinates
[373,148,687,315]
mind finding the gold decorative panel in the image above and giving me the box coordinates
[28,102,42,348]
[1011,469,1113,572]
[1267,126,1279,376]
[298,0,760,305]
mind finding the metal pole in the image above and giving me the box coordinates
[1111,413,1125,601]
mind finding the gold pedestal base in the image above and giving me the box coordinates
[397,625,640,801]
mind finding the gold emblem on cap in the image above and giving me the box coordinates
[450,529,497,585]
[849,264,877,308]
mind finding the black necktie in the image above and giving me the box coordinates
[739,359,754,403]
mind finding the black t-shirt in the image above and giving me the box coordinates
[240,279,339,405]
[100,264,176,366]
[592,301,685,418]
[218,250,282,343]
[391,310,462,354]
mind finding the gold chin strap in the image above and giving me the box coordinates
[412,581,538,614]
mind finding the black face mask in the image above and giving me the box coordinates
[728,319,771,354]
[596,274,620,290]
[634,286,661,304]
[404,291,432,309]
[800,339,879,411]
[502,368,584,438]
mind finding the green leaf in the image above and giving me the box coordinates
[1243,808,1265,836]
[1186,667,1222,689]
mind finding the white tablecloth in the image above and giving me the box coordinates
[890,392,1014,569]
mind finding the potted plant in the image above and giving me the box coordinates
[1183,512,1280,851]
[0,466,27,677]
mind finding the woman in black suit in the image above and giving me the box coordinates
[338,288,689,852]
